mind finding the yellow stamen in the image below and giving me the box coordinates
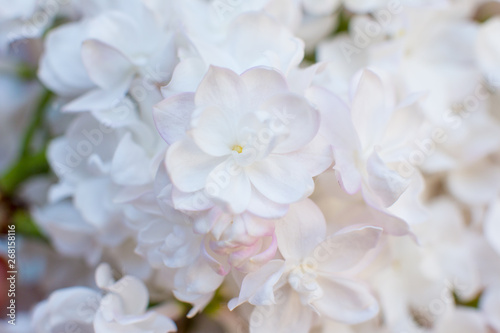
[232,145,243,154]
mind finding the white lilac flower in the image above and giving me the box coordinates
[308,69,418,210]
[38,0,176,111]
[155,65,331,216]
[229,199,381,332]
[34,109,162,277]
[32,263,177,333]
[163,12,305,97]
[8,0,500,332]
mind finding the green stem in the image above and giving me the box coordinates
[0,148,49,196]
[20,89,53,158]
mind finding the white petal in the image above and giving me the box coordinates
[484,199,500,256]
[314,226,382,273]
[334,149,363,195]
[229,259,285,310]
[161,224,201,268]
[365,150,409,207]
[166,138,226,192]
[191,105,237,156]
[95,263,115,289]
[240,67,289,111]
[81,39,134,89]
[111,133,151,186]
[447,160,500,206]
[194,65,247,116]
[285,134,333,177]
[247,154,314,204]
[171,187,215,212]
[161,57,206,97]
[106,276,149,316]
[73,178,113,228]
[227,13,304,74]
[153,93,195,144]
[312,277,379,324]
[260,93,320,154]
[44,287,101,326]
[350,69,392,149]
[38,22,95,96]
[206,161,251,214]
[481,285,500,331]
[306,86,360,151]
[247,188,289,219]
[434,308,488,333]
[476,17,500,84]
[173,256,224,315]
[249,285,313,333]
[32,202,100,263]
[344,0,388,13]
[63,76,133,112]
[303,0,340,15]
[275,199,326,261]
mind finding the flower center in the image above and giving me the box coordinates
[232,145,243,154]
[288,264,322,303]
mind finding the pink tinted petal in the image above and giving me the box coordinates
[248,233,278,268]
